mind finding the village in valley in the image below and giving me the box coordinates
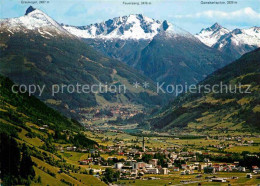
[53,126,260,185]
[78,104,144,124]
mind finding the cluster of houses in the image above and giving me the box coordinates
[55,145,89,153]
[109,105,141,118]
[73,146,255,180]
[80,104,143,122]
[53,131,260,183]
[113,159,169,178]
[204,135,256,151]
[76,155,257,181]
[215,135,256,142]
[56,135,258,176]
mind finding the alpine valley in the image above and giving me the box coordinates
[0,7,167,120]
[1,6,259,125]
[148,48,260,134]
[1,6,260,124]
[1,5,260,186]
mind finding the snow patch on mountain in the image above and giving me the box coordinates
[160,20,195,39]
[63,15,192,40]
[0,6,71,37]
[215,27,260,49]
[195,23,230,47]
[63,14,161,40]
[195,23,260,49]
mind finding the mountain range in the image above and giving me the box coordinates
[0,5,259,185]
[0,6,166,119]
[195,23,260,59]
[1,6,259,121]
[63,15,232,87]
[64,17,260,65]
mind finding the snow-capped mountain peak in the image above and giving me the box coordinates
[0,6,71,38]
[196,23,260,58]
[209,22,222,30]
[25,7,63,30]
[63,14,163,40]
[216,26,260,48]
[195,23,230,47]
[63,15,193,40]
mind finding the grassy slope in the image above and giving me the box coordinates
[0,75,81,131]
[0,76,104,185]
[149,48,260,134]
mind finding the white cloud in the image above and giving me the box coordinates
[173,7,260,22]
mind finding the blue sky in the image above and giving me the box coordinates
[1,0,259,34]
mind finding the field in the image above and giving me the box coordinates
[84,130,260,154]
[116,172,260,186]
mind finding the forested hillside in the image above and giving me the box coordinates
[149,48,260,134]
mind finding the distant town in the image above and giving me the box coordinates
[52,126,260,185]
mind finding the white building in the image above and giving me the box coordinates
[145,164,153,168]
[238,166,246,172]
[146,168,159,174]
[114,162,124,169]
[133,162,146,170]
[161,168,169,175]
